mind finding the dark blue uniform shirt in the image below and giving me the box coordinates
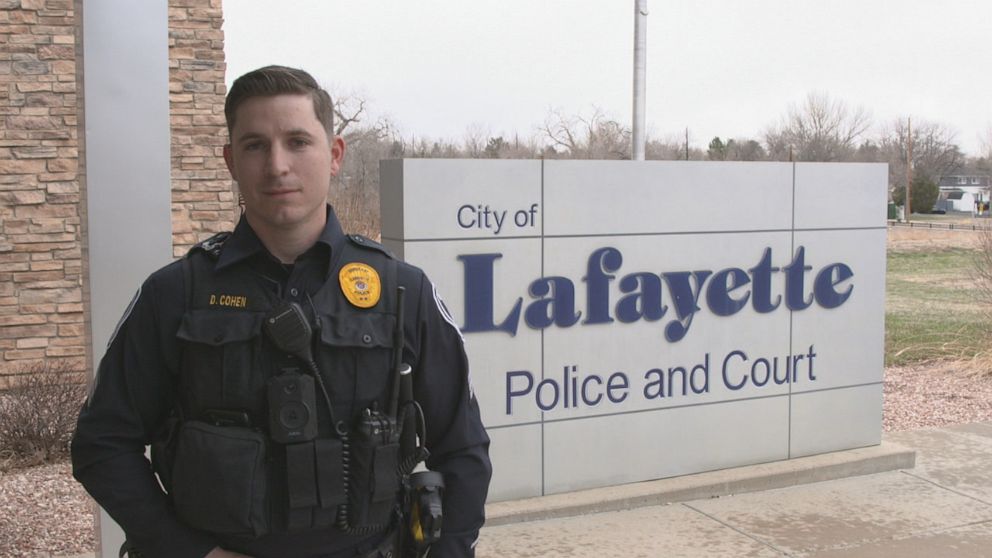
[72,206,492,558]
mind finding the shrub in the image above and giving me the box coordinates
[970,223,992,376]
[891,175,939,215]
[0,359,86,469]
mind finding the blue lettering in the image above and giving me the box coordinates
[722,350,748,390]
[506,366,621,413]
[643,368,665,399]
[814,263,854,308]
[606,372,629,403]
[459,253,522,335]
[667,366,687,396]
[564,365,577,408]
[457,205,476,229]
[752,358,771,387]
[616,272,666,322]
[784,247,813,310]
[536,378,560,411]
[791,354,805,382]
[460,246,853,344]
[750,247,781,312]
[661,270,712,342]
[582,375,604,406]
[690,354,710,394]
[719,346,818,390]
[773,356,791,384]
[642,356,709,398]
[505,370,533,414]
[583,247,621,325]
[706,267,751,316]
[524,276,581,329]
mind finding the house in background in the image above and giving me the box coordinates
[934,175,991,214]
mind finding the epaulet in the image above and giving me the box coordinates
[346,234,395,259]
[186,232,231,260]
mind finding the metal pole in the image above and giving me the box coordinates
[632,0,647,161]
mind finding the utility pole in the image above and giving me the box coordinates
[906,117,913,220]
[632,0,647,161]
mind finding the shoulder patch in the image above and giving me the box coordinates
[430,280,475,399]
[187,231,231,260]
[346,234,395,259]
[107,287,141,350]
[431,280,464,343]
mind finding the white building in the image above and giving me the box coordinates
[935,175,991,213]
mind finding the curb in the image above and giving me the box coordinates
[485,441,916,526]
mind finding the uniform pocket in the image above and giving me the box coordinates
[317,311,397,408]
[171,420,269,537]
[176,311,266,412]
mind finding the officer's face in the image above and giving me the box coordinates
[224,94,345,240]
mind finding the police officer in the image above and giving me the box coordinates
[71,65,492,558]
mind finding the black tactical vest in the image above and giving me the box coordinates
[161,232,404,538]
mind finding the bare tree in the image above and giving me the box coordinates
[764,92,872,162]
[540,107,630,159]
[405,135,463,159]
[644,137,684,160]
[853,140,881,163]
[462,122,490,158]
[976,125,992,174]
[326,93,400,238]
[332,93,375,138]
[642,133,704,161]
[981,124,992,159]
[879,119,963,187]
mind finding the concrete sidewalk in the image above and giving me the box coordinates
[478,422,992,557]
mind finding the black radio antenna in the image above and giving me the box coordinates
[388,286,406,418]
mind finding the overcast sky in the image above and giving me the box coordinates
[224,0,992,156]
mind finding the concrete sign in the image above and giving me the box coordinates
[381,160,887,501]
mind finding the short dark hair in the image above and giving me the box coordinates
[225,65,335,137]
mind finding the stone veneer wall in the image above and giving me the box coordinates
[0,0,82,387]
[0,0,232,388]
[168,0,237,259]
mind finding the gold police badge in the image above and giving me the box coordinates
[339,263,381,308]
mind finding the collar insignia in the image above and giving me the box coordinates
[339,263,381,309]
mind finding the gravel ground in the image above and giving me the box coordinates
[883,361,992,432]
[1,362,990,558]
[0,461,94,558]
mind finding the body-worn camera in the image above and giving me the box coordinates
[268,370,318,444]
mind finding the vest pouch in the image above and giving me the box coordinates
[344,410,401,530]
[171,420,269,537]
